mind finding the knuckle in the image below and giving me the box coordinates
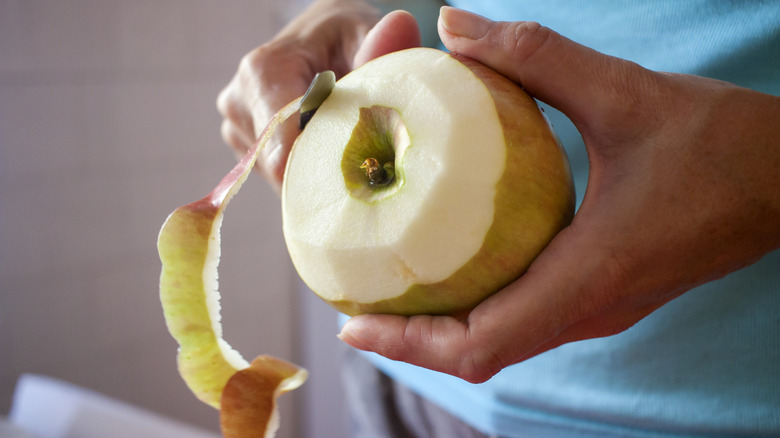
[456,347,502,384]
[237,48,266,90]
[505,21,554,65]
[215,86,233,115]
[235,45,276,94]
[240,40,307,80]
[220,119,233,144]
[220,119,249,152]
[220,93,248,125]
[401,315,435,352]
[239,45,268,76]
[455,328,505,383]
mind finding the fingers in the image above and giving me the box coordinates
[217,6,420,191]
[437,6,659,130]
[336,7,654,383]
[338,223,622,383]
[339,313,505,384]
[215,0,382,190]
[336,206,666,382]
[220,118,253,160]
[337,6,780,385]
[353,10,422,67]
[217,84,256,149]
[217,43,314,190]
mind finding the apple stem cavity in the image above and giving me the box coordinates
[341,105,409,202]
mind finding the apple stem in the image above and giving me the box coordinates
[360,158,395,186]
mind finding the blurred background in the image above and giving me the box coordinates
[0,1,349,436]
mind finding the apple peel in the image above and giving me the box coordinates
[157,97,305,434]
[221,355,308,438]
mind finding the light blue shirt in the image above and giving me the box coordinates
[361,2,780,436]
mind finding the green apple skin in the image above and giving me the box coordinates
[159,196,247,408]
[158,100,302,408]
[284,49,575,317]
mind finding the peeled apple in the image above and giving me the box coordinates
[283,48,574,316]
[157,47,574,437]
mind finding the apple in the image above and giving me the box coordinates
[282,47,575,316]
[158,47,573,437]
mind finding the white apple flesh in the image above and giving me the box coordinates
[282,48,575,316]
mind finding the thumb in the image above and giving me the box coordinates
[437,6,649,126]
[353,10,421,68]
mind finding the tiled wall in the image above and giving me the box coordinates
[0,1,347,435]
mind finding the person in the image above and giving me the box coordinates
[217,1,780,436]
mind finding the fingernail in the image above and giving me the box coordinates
[337,320,372,352]
[439,6,493,40]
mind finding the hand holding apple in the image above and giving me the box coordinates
[283,47,574,316]
[216,1,421,190]
[337,7,780,383]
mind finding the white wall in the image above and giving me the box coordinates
[0,1,349,436]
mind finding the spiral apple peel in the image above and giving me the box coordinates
[158,97,306,437]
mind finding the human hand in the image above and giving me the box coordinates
[338,6,780,383]
[216,0,421,191]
